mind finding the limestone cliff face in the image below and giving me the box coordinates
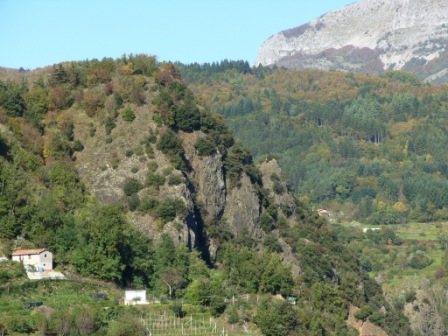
[255,0,448,82]
[404,290,446,336]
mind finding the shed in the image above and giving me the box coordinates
[124,290,148,305]
[12,249,53,271]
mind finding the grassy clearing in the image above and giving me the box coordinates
[0,277,254,336]
[340,220,447,294]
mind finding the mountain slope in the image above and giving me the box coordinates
[255,0,448,82]
[0,57,419,335]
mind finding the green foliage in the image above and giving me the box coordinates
[194,136,216,156]
[123,177,142,196]
[0,80,27,117]
[156,129,185,169]
[228,305,239,324]
[254,298,299,336]
[260,212,274,232]
[382,70,421,86]
[146,172,165,188]
[122,106,136,121]
[354,305,373,321]
[107,314,146,336]
[169,301,185,317]
[178,65,448,221]
[223,142,253,185]
[168,173,183,185]
[408,251,432,269]
[73,139,84,152]
[155,197,187,223]
[104,116,116,135]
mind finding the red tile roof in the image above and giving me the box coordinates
[12,249,47,256]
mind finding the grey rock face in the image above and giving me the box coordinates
[404,290,446,336]
[223,173,262,239]
[190,152,226,219]
[255,0,448,82]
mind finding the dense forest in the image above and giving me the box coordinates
[0,56,447,335]
[178,61,448,224]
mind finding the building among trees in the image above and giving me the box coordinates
[12,249,53,271]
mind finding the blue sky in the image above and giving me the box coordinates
[0,0,357,70]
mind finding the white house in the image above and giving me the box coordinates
[124,290,148,305]
[12,249,53,271]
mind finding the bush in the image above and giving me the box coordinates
[104,117,116,135]
[73,139,84,152]
[127,194,140,211]
[138,196,158,214]
[409,252,432,269]
[354,305,373,321]
[122,107,136,121]
[146,173,165,188]
[228,306,239,324]
[210,296,226,317]
[260,213,274,232]
[169,301,185,318]
[156,129,185,169]
[157,129,184,156]
[155,197,187,223]
[168,174,183,186]
[194,137,216,156]
[123,178,142,196]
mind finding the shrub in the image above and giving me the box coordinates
[127,194,140,211]
[169,301,185,318]
[272,180,285,194]
[146,173,165,188]
[354,305,373,321]
[194,137,216,156]
[155,197,187,223]
[260,213,274,232]
[168,174,183,186]
[82,91,104,117]
[73,139,84,152]
[122,107,136,122]
[147,161,158,173]
[228,306,239,324]
[104,117,116,135]
[210,296,226,317]
[138,196,158,214]
[409,252,432,269]
[156,129,184,156]
[123,178,142,196]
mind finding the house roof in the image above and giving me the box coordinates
[12,249,48,256]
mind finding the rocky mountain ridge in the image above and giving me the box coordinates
[255,0,448,82]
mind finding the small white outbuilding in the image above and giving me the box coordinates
[124,290,148,305]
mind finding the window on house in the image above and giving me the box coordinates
[44,254,47,258]
[28,255,31,259]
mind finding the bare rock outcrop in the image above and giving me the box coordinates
[346,305,389,336]
[222,173,262,239]
[255,0,448,82]
[404,290,446,336]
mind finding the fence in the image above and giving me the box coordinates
[139,311,229,336]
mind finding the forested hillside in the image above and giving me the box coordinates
[179,61,448,224]
[0,56,422,335]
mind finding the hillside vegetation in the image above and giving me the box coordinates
[179,61,448,224]
[0,56,425,335]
